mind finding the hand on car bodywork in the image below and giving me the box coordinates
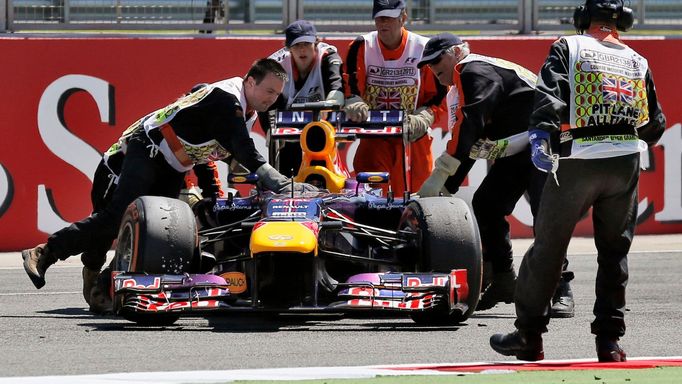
[256,163,289,192]
[344,95,369,122]
[404,107,434,143]
[280,182,319,194]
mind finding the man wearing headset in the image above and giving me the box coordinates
[490,0,665,362]
[415,33,576,317]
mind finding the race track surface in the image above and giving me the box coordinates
[1,235,681,378]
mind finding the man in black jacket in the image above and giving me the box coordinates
[490,0,666,362]
[22,58,296,295]
[417,33,574,316]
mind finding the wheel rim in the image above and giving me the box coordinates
[115,222,134,272]
[398,204,423,271]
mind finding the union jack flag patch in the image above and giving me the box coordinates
[375,89,402,109]
[602,76,634,104]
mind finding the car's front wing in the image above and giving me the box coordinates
[330,270,469,313]
[112,269,469,316]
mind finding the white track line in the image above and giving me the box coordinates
[2,356,681,384]
[0,291,79,296]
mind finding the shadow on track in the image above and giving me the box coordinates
[77,312,471,333]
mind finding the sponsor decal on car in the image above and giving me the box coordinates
[220,272,247,294]
[117,276,162,291]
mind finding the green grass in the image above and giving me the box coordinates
[232,367,682,384]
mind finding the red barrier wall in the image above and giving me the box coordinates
[0,36,680,250]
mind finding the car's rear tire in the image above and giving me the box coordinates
[401,196,482,325]
[113,196,198,326]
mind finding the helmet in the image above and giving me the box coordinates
[573,0,634,32]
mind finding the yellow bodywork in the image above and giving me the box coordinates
[250,221,318,256]
[296,166,347,193]
[294,120,348,193]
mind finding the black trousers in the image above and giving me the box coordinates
[48,130,186,267]
[77,159,117,270]
[514,153,640,337]
[471,149,547,274]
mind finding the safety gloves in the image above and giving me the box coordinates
[325,90,345,107]
[417,153,461,197]
[280,182,319,194]
[404,107,435,143]
[256,163,290,192]
[469,132,529,160]
[529,129,557,173]
[256,163,319,194]
[344,95,369,122]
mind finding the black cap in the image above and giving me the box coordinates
[417,33,464,68]
[372,0,406,19]
[285,20,317,47]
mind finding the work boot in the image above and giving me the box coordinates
[82,267,100,305]
[490,330,544,361]
[89,282,113,315]
[21,243,58,289]
[551,272,575,318]
[476,270,516,311]
[596,336,627,362]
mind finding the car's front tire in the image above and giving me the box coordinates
[113,196,198,326]
[401,196,482,324]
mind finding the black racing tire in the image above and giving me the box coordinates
[401,196,482,325]
[114,196,198,274]
[113,196,198,326]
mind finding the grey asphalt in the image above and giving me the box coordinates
[1,235,681,378]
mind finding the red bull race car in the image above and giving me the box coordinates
[110,102,482,326]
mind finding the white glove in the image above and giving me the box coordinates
[469,132,529,160]
[325,90,345,107]
[417,153,461,197]
[344,95,369,122]
[255,163,289,192]
[404,107,434,143]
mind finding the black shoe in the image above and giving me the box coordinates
[21,243,58,289]
[477,270,516,311]
[490,330,544,361]
[550,275,575,318]
[88,284,114,315]
[596,336,627,362]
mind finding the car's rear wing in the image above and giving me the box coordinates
[272,109,404,139]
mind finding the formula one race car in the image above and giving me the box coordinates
[110,102,482,326]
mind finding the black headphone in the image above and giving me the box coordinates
[573,0,634,32]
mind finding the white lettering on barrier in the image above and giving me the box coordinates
[429,125,682,227]
[655,123,682,221]
[0,163,12,219]
[36,75,114,234]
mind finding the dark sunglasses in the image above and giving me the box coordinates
[429,51,446,66]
